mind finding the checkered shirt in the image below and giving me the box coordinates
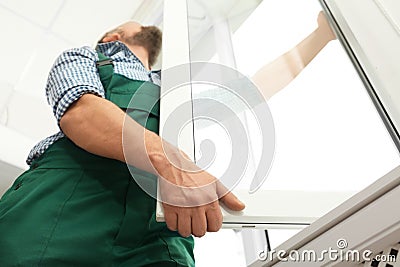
[26,41,161,165]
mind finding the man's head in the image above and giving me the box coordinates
[99,21,162,68]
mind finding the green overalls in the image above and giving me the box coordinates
[0,52,195,267]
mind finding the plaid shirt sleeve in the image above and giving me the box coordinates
[46,46,105,125]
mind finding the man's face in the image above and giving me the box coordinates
[122,22,162,67]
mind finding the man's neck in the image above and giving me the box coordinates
[127,45,150,70]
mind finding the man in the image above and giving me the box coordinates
[0,21,244,267]
[0,12,335,266]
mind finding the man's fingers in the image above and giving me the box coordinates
[219,191,245,211]
[164,208,178,231]
[177,209,192,237]
[206,203,223,232]
[191,210,207,237]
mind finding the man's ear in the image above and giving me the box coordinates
[102,33,121,43]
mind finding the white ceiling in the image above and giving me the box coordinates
[0,0,159,110]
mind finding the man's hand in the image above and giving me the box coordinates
[162,191,244,237]
[317,11,336,42]
[145,132,245,237]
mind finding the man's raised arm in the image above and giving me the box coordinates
[252,11,336,100]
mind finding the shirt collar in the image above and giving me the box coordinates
[96,41,139,60]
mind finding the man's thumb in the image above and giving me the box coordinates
[219,192,245,211]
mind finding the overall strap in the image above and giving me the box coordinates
[96,51,114,91]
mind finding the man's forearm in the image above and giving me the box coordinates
[252,14,334,100]
[60,93,160,174]
[295,27,332,73]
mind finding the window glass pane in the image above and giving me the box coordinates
[187,0,400,206]
[232,0,400,193]
[186,0,400,258]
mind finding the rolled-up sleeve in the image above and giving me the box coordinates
[46,47,105,124]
